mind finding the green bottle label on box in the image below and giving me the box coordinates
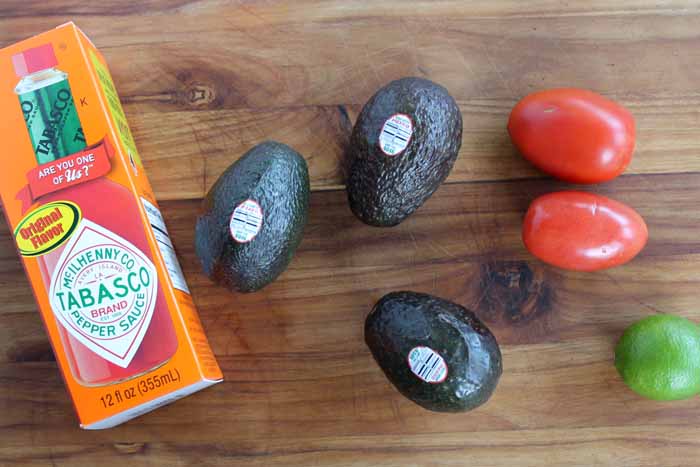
[19,79,86,164]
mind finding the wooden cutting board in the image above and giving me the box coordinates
[2,1,700,466]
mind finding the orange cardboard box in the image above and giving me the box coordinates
[0,23,222,429]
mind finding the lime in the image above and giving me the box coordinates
[615,314,700,401]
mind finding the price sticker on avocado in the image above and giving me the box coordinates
[230,199,263,243]
[379,113,413,156]
[408,346,448,383]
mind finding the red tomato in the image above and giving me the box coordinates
[508,89,635,184]
[523,191,647,271]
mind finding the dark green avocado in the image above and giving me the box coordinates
[346,77,463,226]
[195,141,310,292]
[365,291,502,412]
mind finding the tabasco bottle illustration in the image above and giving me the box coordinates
[12,44,178,386]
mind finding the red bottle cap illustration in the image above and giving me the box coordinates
[12,44,58,77]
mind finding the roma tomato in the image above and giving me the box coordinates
[523,191,647,271]
[508,89,635,184]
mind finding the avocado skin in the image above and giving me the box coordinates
[365,291,502,412]
[195,141,310,293]
[347,77,463,226]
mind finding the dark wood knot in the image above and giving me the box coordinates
[476,260,553,326]
[175,70,221,109]
[6,340,55,362]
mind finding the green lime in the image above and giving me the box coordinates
[615,314,700,401]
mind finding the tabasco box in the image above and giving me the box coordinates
[0,23,223,429]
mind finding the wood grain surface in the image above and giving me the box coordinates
[2,1,700,466]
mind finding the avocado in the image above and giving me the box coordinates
[195,141,310,292]
[365,291,502,412]
[346,77,463,226]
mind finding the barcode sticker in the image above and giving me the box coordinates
[230,199,263,243]
[379,113,413,156]
[408,346,448,384]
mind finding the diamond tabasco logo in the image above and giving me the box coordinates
[49,219,158,368]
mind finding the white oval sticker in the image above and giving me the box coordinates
[379,113,413,156]
[230,199,263,243]
[408,346,448,383]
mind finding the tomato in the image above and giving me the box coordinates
[522,191,647,271]
[508,89,635,184]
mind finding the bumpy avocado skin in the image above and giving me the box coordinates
[195,141,310,293]
[347,77,463,226]
[365,291,502,412]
